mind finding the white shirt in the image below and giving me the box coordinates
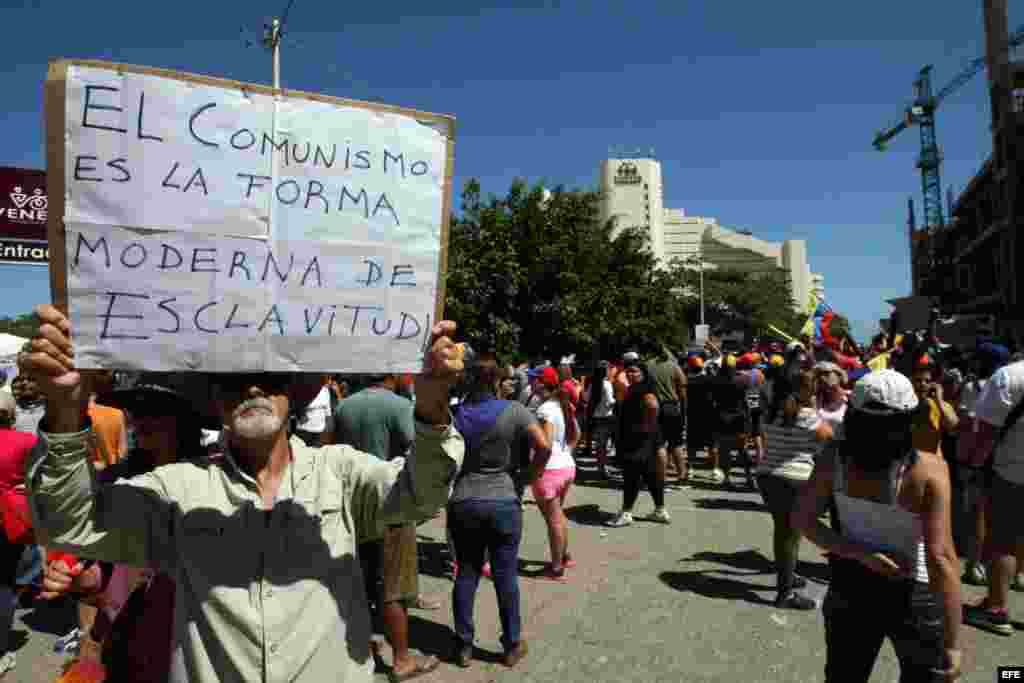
[297,386,332,434]
[536,399,574,470]
[957,379,987,419]
[975,361,1024,484]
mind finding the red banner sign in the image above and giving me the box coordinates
[0,167,47,242]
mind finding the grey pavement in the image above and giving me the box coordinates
[6,457,1022,683]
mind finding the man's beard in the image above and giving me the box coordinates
[228,398,284,440]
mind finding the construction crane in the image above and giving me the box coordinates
[873,24,1024,232]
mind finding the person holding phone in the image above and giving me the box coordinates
[911,357,959,457]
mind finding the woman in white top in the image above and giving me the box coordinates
[815,361,848,437]
[531,368,578,581]
[795,370,962,681]
[757,368,832,609]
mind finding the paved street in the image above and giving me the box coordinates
[7,456,1022,683]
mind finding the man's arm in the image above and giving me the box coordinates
[344,419,464,542]
[18,305,176,569]
[346,321,465,541]
[640,394,659,433]
[26,428,177,569]
[672,365,687,404]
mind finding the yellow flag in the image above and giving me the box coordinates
[867,352,890,372]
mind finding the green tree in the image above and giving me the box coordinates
[0,313,39,340]
[444,179,689,361]
[672,258,801,344]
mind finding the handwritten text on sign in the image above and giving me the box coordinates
[60,64,449,372]
[67,224,437,372]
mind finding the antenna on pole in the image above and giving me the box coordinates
[241,0,298,89]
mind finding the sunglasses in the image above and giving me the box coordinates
[209,373,294,396]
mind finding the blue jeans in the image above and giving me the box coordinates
[448,498,522,650]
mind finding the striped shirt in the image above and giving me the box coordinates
[758,407,824,481]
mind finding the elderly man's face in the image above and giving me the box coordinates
[211,373,299,442]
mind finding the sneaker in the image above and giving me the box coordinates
[54,628,81,655]
[963,562,988,586]
[453,639,473,668]
[709,468,726,485]
[605,511,633,527]
[0,652,15,676]
[963,602,1014,636]
[563,554,577,569]
[648,508,672,524]
[503,641,528,668]
[774,591,816,610]
[789,576,807,590]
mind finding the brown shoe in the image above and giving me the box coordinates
[503,640,528,668]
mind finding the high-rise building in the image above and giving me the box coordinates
[599,156,822,312]
[598,158,665,261]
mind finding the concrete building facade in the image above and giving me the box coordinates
[599,157,822,312]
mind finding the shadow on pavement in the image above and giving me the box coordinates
[406,614,457,661]
[659,570,774,605]
[693,497,766,512]
[416,539,452,580]
[685,549,830,584]
[406,615,506,665]
[564,503,612,527]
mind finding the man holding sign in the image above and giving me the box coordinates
[18,304,464,683]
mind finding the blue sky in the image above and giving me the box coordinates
[1,0,1019,343]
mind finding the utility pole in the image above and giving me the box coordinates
[266,18,282,89]
[699,256,705,325]
[253,0,297,89]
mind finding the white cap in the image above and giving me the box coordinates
[622,351,640,362]
[850,369,918,415]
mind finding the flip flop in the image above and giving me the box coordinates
[389,655,440,683]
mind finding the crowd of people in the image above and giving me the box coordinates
[0,305,1022,681]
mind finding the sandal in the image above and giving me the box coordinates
[388,655,440,682]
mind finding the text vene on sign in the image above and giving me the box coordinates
[46,59,455,373]
[0,167,47,241]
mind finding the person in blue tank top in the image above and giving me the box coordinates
[449,349,551,670]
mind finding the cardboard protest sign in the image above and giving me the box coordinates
[45,60,454,373]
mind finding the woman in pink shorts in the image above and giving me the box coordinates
[531,368,578,581]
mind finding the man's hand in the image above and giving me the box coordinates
[18,305,91,432]
[855,551,909,579]
[414,321,460,426]
[39,558,102,600]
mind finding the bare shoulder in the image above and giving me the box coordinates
[907,450,951,504]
